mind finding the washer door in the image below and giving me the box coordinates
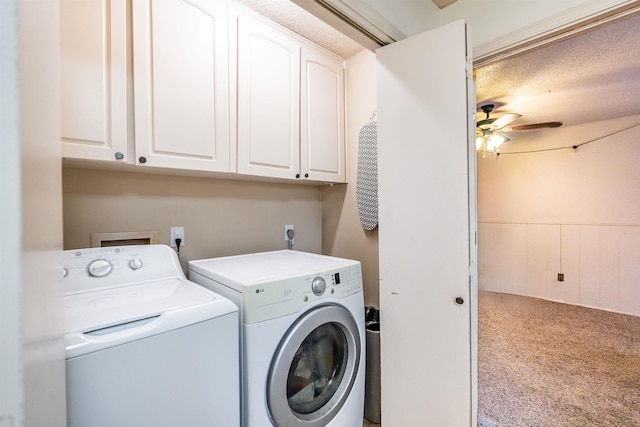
[267,304,361,426]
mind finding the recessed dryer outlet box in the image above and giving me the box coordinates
[170,227,185,248]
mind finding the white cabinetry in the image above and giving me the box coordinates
[301,48,345,183]
[132,0,231,172]
[61,0,128,162]
[61,2,344,183]
[235,11,345,183]
[235,13,300,180]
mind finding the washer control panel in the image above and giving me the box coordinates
[242,263,362,324]
[63,245,183,295]
[311,276,326,295]
[87,259,113,277]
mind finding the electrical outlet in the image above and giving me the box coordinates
[284,225,294,241]
[171,227,185,248]
[557,273,564,282]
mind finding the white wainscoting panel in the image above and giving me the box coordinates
[619,226,640,315]
[479,222,640,316]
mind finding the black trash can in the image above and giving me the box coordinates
[364,306,381,423]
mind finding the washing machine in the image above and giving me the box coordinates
[63,244,240,427]
[188,250,365,427]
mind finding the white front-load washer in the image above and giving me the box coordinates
[63,244,240,427]
[188,250,366,427]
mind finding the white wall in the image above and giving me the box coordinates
[363,0,440,37]
[363,0,635,58]
[323,50,379,307]
[440,0,590,46]
[364,0,589,42]
[478,115,640,316]
[1,0,23,424]
[19,0,67,424]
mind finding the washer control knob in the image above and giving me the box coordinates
[87,259,113,277]
[129,258,143,270]
[311,276,326,296]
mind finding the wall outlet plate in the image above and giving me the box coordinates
[284,225,294,241]
[171,226,185,248]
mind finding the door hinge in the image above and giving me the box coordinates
[465,57,473,79]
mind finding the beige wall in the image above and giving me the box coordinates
[62,50,380,306]
[478,115,640,315]
[63,168,323,273]
[323,50,379,307]
[478,115,640,225]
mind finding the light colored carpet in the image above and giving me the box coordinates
[478,291,640,427]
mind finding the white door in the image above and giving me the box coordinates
[377,20,477,426]
[132,0,231,172]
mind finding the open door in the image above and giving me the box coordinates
[377,20,477,426]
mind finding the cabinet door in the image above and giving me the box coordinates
[300,48,345,183]
[236,14,301,180]
[133,0,230,172]
[61,0,128,162]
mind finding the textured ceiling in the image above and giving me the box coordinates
[475,14,640,137]
[231,0,364,59]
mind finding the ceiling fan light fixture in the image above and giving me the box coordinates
[487,132,510,151]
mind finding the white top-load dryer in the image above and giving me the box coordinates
[188,250,366,427]
[63,245,240,427]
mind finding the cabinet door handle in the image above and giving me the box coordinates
[295,173,300,179]
[114,152,124,160]
[138,156,147,164]
[455,297,464,305]
[304,173,309,178]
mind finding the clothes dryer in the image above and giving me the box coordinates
[188,250,365,427]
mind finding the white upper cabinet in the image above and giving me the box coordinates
[61,1,344,183]
[301,49,345,183]
[235,12,301,180]
[234,10,346,183]
[61,0,128,162]
[132,0,231,172]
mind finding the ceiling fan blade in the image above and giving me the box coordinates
[476,117,496,129]
[492,113,521,129]
[503,121,563,131]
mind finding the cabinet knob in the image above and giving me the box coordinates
[138,156,147,164]
[295,173,300,179]
[304,173,309,178]
[114,152,124,160]
[455,297,464,305]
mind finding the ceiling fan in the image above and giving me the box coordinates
[476,104,562,152]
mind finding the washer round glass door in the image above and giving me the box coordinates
[267,304,361,426]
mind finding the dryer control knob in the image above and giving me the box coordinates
[87,259,113,277]
[311,276,326,296]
